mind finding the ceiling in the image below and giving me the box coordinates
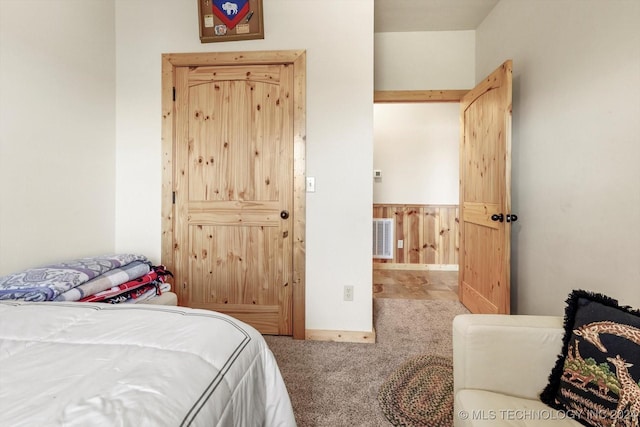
[374,0,500,33]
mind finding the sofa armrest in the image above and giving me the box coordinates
[453,314,564,400]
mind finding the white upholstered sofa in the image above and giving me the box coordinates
[452,314,582,427]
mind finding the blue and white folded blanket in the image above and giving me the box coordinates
[0,254,150,302]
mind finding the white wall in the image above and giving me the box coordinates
[477,0,640,313]
[0,0,116,275]
[375,31,475,90]
[115,0,374,332]
[373,103,459,204]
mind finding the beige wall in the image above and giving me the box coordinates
[0,0,116,274]
[375,30,475,90]
[373,103,459,205]
[115,0,375,332]
[477,0,640,313]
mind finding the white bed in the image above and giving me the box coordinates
[0,301,296,426]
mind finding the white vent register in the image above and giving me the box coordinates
[372,219,394,259]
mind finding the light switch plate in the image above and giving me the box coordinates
[306,176,316,192]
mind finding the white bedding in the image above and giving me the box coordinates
[0,301,296,427]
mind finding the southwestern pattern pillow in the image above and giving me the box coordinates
[540,290,640,427]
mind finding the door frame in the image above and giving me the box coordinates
[374,90,468,103]
[161,50,307,339]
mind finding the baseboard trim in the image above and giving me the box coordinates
[305,328,376,344]
[373,263,459,271]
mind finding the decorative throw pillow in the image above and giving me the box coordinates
[540,290,640,427]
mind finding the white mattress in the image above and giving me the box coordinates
[0,301,296,426]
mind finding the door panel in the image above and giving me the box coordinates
[188,224,283,334]
[459,60,513,314]
[174,64,293,335]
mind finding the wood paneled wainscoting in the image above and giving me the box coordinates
[373,204,459,270]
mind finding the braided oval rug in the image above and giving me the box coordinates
[378,354,454,427]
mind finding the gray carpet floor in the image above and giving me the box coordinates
[264,298,470,426]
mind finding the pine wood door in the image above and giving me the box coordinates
[174,63,294,335]
[459,60,513,314]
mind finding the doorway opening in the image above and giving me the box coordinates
[372,90,466,301]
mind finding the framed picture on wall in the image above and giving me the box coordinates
[198,0,264,43]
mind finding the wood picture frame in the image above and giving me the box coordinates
[198,0,264,43]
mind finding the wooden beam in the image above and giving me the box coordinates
[374,90,469,103]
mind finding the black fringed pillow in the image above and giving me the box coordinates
[540,290,640,427]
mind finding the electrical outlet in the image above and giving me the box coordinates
[397,239,404,249]
[343,285,354,302]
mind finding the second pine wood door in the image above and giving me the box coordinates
[459,60,513,314]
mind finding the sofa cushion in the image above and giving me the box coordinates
[453,314,565,400]
[540,290,640,427]
[455,389,581,427]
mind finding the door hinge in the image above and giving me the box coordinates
[172,87,176,102]
[172,191,176,204]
